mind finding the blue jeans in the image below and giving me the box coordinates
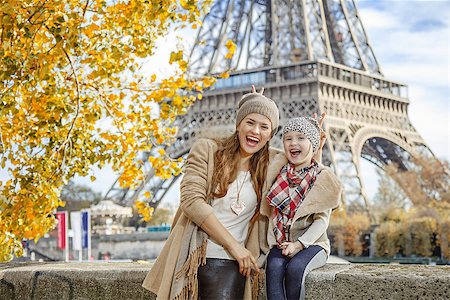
[266,245,327,300]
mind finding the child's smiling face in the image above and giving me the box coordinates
[283,131,313,167]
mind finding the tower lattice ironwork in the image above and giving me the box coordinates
[104,0,431,217]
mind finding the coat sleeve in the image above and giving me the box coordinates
[179,139,215,226]
[297,209,331,248]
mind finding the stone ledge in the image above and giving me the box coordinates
[0,262,449,299]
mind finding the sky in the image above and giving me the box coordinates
[72,0,450,205]
[357,0,450,197]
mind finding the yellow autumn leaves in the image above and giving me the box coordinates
[225,40,237,59]
[0,0,223,262]
[135,200,155,222]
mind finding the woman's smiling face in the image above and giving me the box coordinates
[236,113,272,157]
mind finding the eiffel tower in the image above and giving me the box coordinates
[104,0,431,216]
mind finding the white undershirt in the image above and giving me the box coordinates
[206,171,257,260]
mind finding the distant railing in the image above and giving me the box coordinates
[212,61,408,99]
[146,225,171,232]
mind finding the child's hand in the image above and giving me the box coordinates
[280,241,304,258]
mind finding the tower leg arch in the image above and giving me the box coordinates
[349,127,427,219]
[353,127,414,169]
[326,124,371,218]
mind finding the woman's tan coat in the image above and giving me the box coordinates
[142,138,285,300]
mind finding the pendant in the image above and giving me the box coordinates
[230,201,246,216]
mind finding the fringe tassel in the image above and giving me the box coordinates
[251,270,265,300]
[173,240,207,300]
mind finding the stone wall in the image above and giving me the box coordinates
[1,262,449,299]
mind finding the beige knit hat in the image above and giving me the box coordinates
[236,93,279,135]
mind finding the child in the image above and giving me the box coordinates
[265,117,342,300]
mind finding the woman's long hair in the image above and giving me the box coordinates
[209,131,271,221]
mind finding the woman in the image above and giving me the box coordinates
[142,86,282,300]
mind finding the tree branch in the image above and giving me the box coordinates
[53,48,81,155]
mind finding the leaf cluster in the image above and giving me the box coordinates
[0,0,215,261]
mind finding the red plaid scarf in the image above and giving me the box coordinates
[266,160,319,247]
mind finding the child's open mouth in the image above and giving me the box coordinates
[290,149,301,157]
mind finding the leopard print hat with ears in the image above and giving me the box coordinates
[283,117,321,152]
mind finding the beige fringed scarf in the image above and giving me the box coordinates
[170,219,208,300]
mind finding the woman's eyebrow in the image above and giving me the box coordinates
[246,117,269,125]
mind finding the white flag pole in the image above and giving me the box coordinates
[88,210,92,261]
[65,211,69,262]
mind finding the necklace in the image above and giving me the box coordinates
[230,171,248,216]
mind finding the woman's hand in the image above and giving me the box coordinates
[280,241,304,258]
[313,112,327,151]
[227,242,259,277]
[251,84,265,94]
[199,214,259,277]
